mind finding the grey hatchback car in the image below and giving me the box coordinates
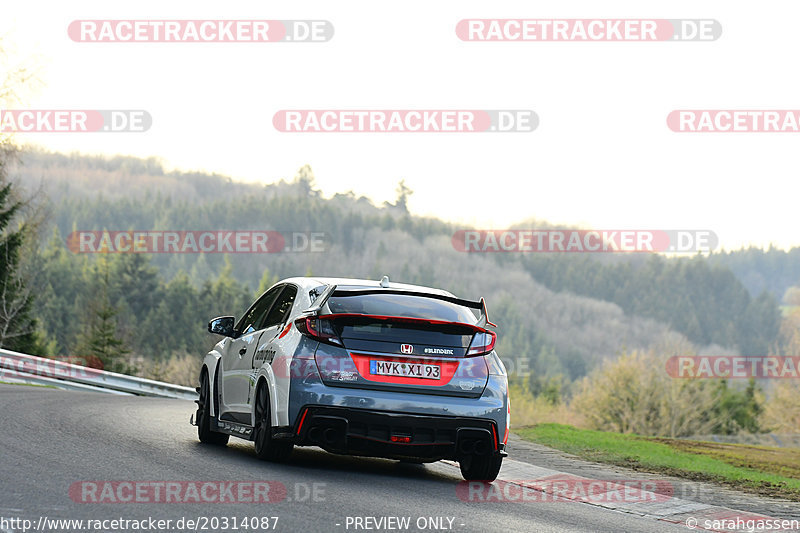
[194,276,509,481]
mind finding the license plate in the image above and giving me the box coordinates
[370,360,441,380]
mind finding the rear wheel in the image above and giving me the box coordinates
[197,370,229,445]
[253,382,293,461]
[460,454,503,481]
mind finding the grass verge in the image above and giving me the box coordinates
[516,423,800,501]
[0,380,55,389]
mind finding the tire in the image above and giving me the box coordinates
[253,381,293,461]
[197,370,229,445]
[460,454,503,482]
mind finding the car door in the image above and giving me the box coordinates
[250,284,298,417]
[220,286,282,414]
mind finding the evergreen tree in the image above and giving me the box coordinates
[0,159,39,353]
[36,227,88,355]
[109,252,159,323]
[76,256,131,373]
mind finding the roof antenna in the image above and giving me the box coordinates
[380,275,390,288]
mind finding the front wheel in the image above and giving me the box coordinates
[253,382,293,461]
[460,455,503,481]
[197,370,229,446]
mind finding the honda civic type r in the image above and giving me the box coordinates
[193,276,509,481]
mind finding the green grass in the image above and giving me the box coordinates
[0,380,55,389]
[517,424,800,500]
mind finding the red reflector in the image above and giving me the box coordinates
[390,435,412,443]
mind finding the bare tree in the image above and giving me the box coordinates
[571,345,736,438]
[762,309,800,432]
[0,39,42,145]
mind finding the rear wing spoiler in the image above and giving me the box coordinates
[303,285,496,329]
[304,284,338,315]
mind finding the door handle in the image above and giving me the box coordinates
[239,347,247,356]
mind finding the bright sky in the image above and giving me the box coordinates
[2,1,798,251]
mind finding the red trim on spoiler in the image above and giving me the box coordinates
[319,313,486,333]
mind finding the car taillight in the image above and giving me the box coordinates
[466,330,496,356]
[295,316,343,346]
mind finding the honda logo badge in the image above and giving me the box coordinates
[400,344,413,354]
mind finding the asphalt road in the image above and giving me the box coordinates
[0,384,688,533]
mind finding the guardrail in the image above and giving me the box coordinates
[0,348,198,400]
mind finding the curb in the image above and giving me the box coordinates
[442,458,800,532]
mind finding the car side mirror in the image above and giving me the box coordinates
[208,316,236,337]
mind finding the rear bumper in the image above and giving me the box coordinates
[294,405,506,462]
[286,354,510,460]
[288,356,508,431]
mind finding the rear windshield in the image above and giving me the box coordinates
[326,293,477,324]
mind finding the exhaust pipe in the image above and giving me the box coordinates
[474,440,489,455]
[323,427,339,445]
[308,427,321,443]
[458,438,490,456]
[458,440,476,455]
